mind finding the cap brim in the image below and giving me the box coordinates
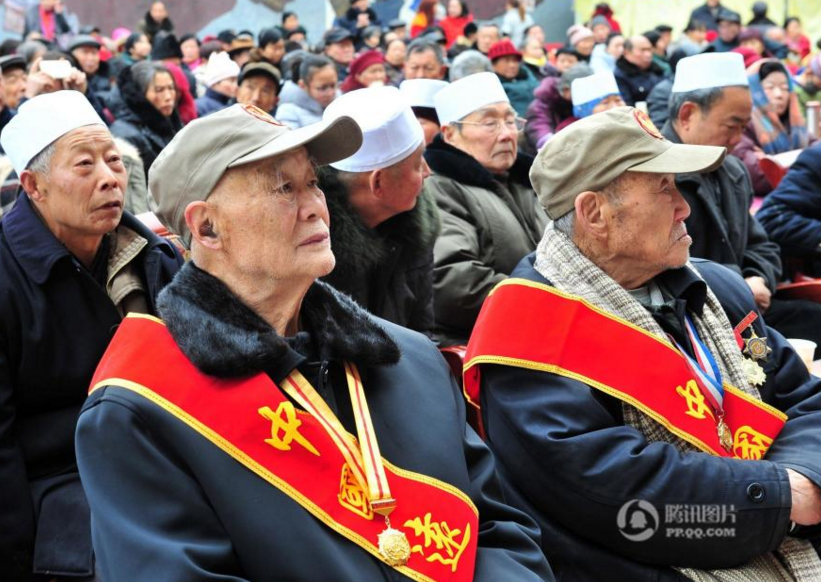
[229,115,363,168]
[628,143,726,175]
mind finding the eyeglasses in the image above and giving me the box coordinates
[455,117,526,134]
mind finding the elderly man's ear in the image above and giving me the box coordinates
[574,190,610,240]
[20,171,45,201]
[185,201,222,250]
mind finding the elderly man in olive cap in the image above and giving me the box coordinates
[466,106,821,582]
[75,103,555,582]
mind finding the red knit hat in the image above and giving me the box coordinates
[488,39,522,62]
[340,50,385,93]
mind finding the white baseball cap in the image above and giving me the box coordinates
[323,86,423,173]
[1,90,106,176]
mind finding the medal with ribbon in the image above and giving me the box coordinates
[669,315,734,452]
[279,362,412,566]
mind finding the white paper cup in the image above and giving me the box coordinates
[787,338,816,370]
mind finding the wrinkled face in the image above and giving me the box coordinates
[445,102,518,174]
[762,71,790,117]
[382,144,430,215]
[681,86,752,149]
[404,49,443,79]
[493,55,521,79]
[385,40,406,66]
[522,38,544,61]
[325,39,355,65]
[574,36,595,57]
[718,21,740,43]
[356,63,386,87]
[262,39,285,64]
[28,126,127,241]
[209,147,335,285]
[592,23,611,44]
[3,67,26,109]
[625,36,653,69]
[476,26,500,53]
[212,76,239,98]
[592,94,626,114]
[555,52,578,72]
[447,0,463,18]
[181,38,200,63]
[150,1,168,21]
[72,46,100,75]
[305,66,338,109]
[146,71,177,117]
[606,35,624,58]
[237,75,278,112]
[131,34,152,59]
[606,172,692,279]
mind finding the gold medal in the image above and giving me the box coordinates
[378,523,411,566]
[743,330,772,362]
[717,418,733,453]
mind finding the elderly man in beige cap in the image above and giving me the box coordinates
[75,103,555,582]
[466,106,821,582]
[425,71,547,345]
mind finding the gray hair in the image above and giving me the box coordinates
[552,174,625,238]
[26,141,58,176]
[449,50,492,81]
[407,38,445,65]
[668,86,732,124]
[554,210,576,238]
[559,62,595,92]
[130,61,173,95]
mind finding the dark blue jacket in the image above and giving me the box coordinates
[480,253,821,582]
[195,87,232,118]
[0,195,182,580]
[75,263,554,582]
[756,143,821,276]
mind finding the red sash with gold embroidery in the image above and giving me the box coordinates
[90,314,478,582]
[463,279,787,460]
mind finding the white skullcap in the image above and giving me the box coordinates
[434,72,509,126]
[205,51,240,87]
[672,52,749,93]
[323,85,424,173]
[572,71,621,117]
[1,90,105,176]
[399,79,448,109]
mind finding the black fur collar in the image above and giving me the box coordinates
[318,167,440,284]
[424,134,534,191]
[157,263,401,381]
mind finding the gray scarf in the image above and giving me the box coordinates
[534,222,821,582]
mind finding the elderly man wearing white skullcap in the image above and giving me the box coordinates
[423,71,548,345]
[0,90,183,581]
[319,85,438,336]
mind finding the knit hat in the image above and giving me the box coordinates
[204,51,241,87]
[567,24,594,47]
[589,15,611,30]
[488,39,522,62]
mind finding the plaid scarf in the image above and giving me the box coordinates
[535,222,821,582]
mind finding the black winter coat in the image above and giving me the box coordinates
[662,122,782,291]
[86,59,114,108]
[319,167,440,337]
[481,253,821,582]
[0,195,182,580]
[614,56,666,106]
[109,66,182,176]
[75,262,554,582]
[757,143,821,276]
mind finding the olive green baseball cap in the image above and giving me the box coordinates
[530,106,726,219]
[149,103,362,242]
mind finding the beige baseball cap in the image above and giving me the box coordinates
[530,107,726,219]
[149,103,362,242]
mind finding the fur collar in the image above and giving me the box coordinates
[424,134,534,191]
[157,262,401,380]
[319,167,440,284]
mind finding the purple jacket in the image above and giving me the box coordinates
[524,76,573,150]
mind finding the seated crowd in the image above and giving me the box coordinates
[2,1,821,581]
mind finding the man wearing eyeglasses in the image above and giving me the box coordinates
[424,72,547,345]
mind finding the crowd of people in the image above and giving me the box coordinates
[3,0,821,581]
